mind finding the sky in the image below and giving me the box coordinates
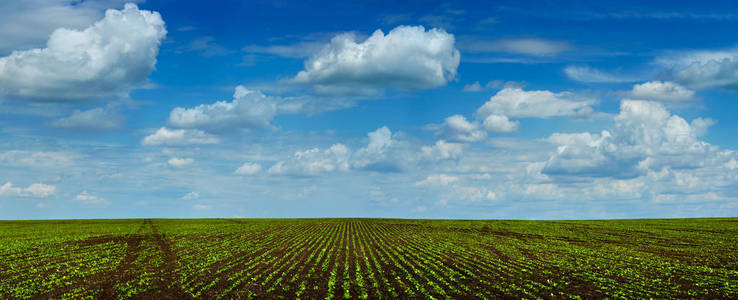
[1,0,738,220]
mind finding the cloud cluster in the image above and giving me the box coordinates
[656,49,738,89]
[267,127,414,176]
[268,144,351,176]
[543,100,717,179]
[0,182,56,198]
[293,25,460,95]
[0,4,166,102]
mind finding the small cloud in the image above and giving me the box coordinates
[181,191,200,200]
[142,127,220,147]
[75,191,110,206]
[35,203,48,209]
[235,162,262,175]
[564,65,640,83]
[168,157,194,167]
[460,38,570,56]
[193,204,210,210]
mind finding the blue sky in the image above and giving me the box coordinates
[1,0,738,219]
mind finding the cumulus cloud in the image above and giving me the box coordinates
[421,140,463,161]
[477,87,596,119]
[656,49,738,89]
[353,126,405,172]
[0,182,56,198]
[564,65,639,83]
[293,25,460,95]
[482,114,519,132]
[142,127,219,146]
[629,81,695,102]
[169,86,280,132]
[459,38,570,56]
[75,190,109,205]
[235,162,262,175]
[168,157,194,167]
[0,1,142,52]
[0,3,166,102]
[51,107,123,131]
[269,127,410,176]
[434,114,487,142]
[543,100,718,179]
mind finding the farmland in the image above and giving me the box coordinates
[1,218,737,299]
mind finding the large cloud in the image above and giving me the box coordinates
[543,100,718,179]
[0,1,143,53]
[293,25,460,95]
[0,3,166,102]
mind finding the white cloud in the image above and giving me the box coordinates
[629,81,695,102]
[482,114,519,132]
[416,174,459,186]
[460,38,570,56]
[181,191,200,200]
[564,65,638,83]
[0,182,56,198]
[168,157,194,167]
[0,1,142,53]
[421,140,463,161]
[142,127,219,146]
[656,49,738,89]
[462,80,503,92]
[0,3,166,102]
[168,86,282,132]
[75,190,109,205]
[435,114,487,142]
[293,25,460,95]
[353,126,402,172]
[235,162,262,175]
[477,87,596,119]
[51,107,123,131]
[268,144,351,176]
[543,100,719,179]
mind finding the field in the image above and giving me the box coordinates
[1,218,737,299]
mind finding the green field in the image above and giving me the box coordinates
[1,218,737,299]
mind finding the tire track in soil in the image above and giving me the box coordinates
[138,219,192,299]
[93,219,191,299]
